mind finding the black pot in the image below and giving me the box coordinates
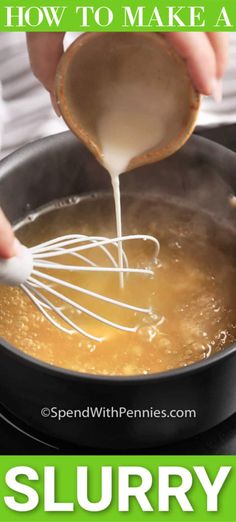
[1,131,236,449]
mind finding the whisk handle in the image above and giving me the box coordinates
[0,245,33,286]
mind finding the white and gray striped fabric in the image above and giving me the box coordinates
[0,32,67,159]
[0,32,235,159]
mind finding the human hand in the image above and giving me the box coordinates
[164,32,228,102]
[27,33,64,116]
[4,32,227,260]
[27,32,229,113]
[0,208,19,259]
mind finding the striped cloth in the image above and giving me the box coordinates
[0,32,67,159]
[0,32,235,158]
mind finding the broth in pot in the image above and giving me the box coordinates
[0,193,236,376]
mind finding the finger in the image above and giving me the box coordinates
[164,32,217,96]
[0,209,17,259]
[207,32,229,77]
[26,32,65,95]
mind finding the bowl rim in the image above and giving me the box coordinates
[1,335,236,384]
[55,32,200,170]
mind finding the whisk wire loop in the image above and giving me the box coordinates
[19,233,161,341]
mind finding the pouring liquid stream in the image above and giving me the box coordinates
[98,104,164,288]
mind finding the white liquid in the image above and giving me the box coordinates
[110,174,124,287]
[98,102,164,288]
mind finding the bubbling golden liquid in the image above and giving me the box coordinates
[1,194,236,376]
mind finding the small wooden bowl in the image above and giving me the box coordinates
[55,33,200,172]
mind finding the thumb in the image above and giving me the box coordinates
[0,209,18,259]
[27,32,65,113]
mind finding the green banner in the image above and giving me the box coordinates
[0,455,234,521]
[0,0,235,32]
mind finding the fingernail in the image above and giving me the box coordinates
[211,78,222,103]
[53,101,61,118]
[50,93,61,117]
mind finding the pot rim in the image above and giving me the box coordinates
[1,132,236,386]
[1,335,236,384]
[1,131,236,178]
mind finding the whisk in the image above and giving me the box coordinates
[0,233,160,342]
